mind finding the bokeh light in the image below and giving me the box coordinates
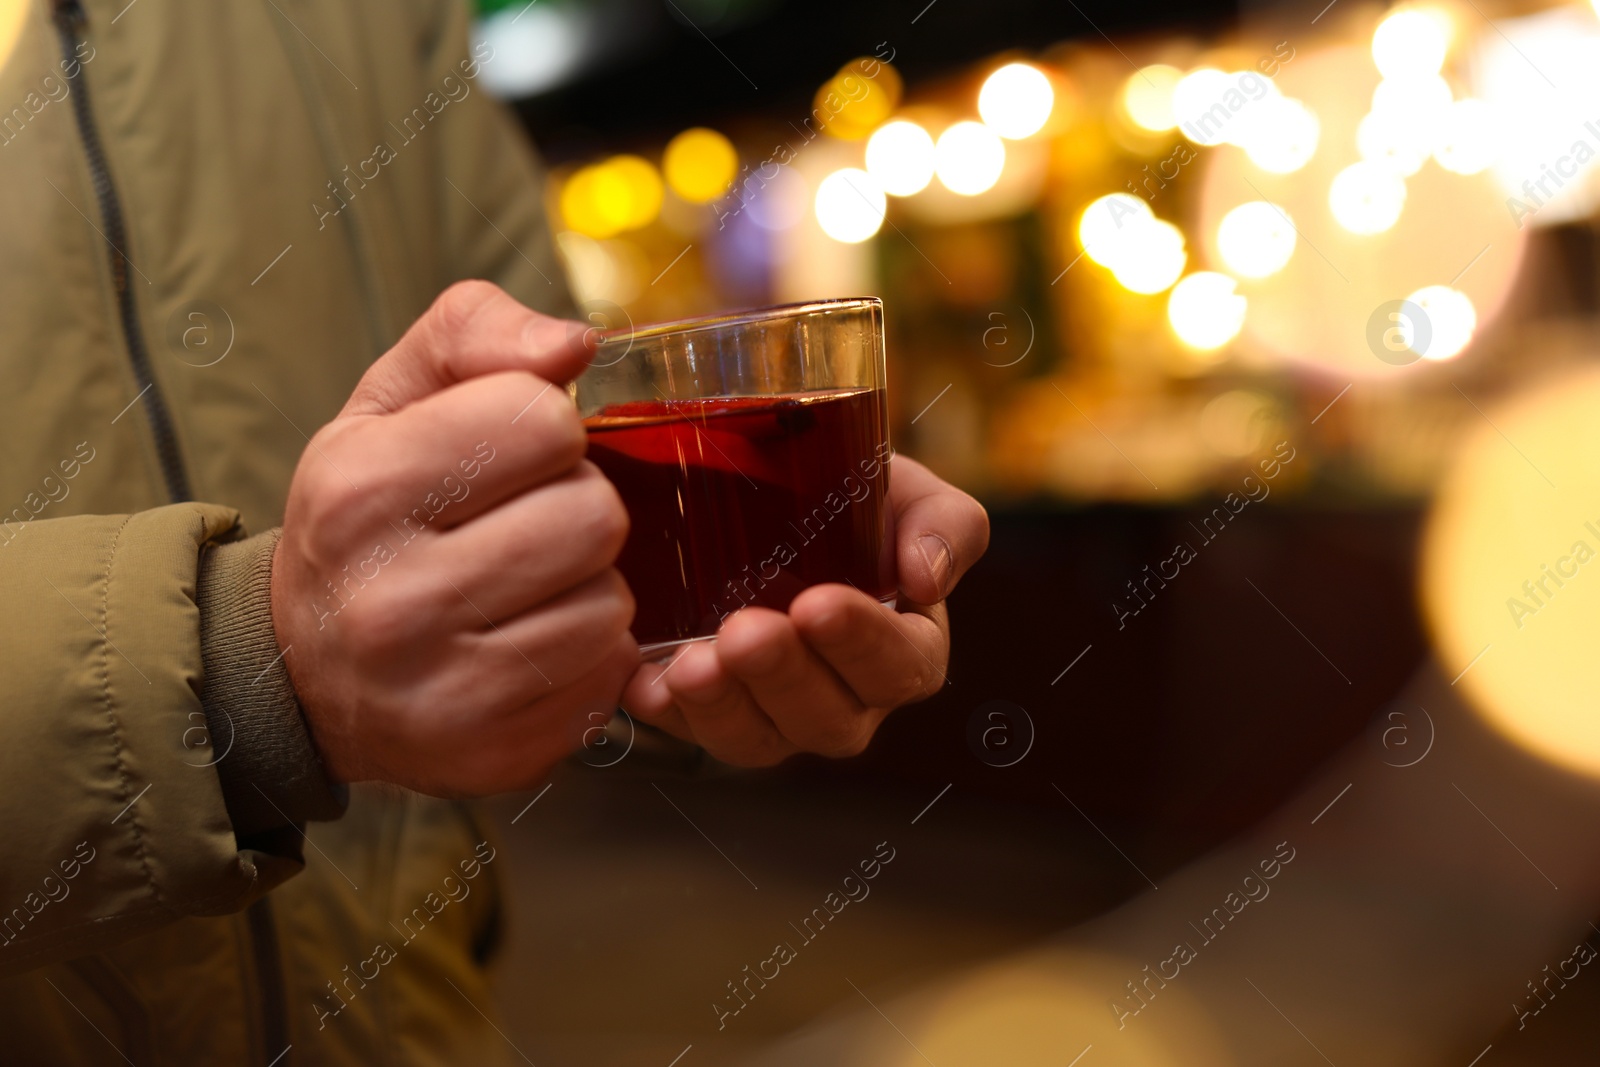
[663,128,738,204]
[1433,99,1497,175]
[560,156,663,238]
[1424,367,1600,778]
[1371,73,1453,126]
[907,955,1233,1067]
[1168,272,1246,349]
[1357,109,1430,177]
[1216,201,1297,278]
[1079,193,1154,266]
[814,168,887,243]
[1479,8,1600,228]
[1407,284,1477,360]
[747,166,811,232]
[0,1,26,76]
[866,120,938,196]
[1196,35,1525,378]
[605,155,664,230]
[474,4,586,98]
[1111,218,1187,294]
[978,62,1055,139]
[1240,97,1320,174]
[935,121,1007,195]
[1172,68,1234,147]
[1329,161,1407,234]
[1122,64,1183,132]
[560,169,613,238]
[1372,8,1452,80]
[556,231,645,307]
[818,60,903,140]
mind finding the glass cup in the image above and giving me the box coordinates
[574,297,895,659]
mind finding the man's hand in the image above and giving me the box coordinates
[272,281,639,796]
[619,457,988,765]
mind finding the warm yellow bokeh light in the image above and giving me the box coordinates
[899,954,1234,1067]
[555,231,645,307]
[1357,109,1430,176]
[1371,73,1453,125]
[870,953,1228,1067]
[1078,193,1154,266]
[1168,272,1246,349]
[818,60,903,140]
[1172,68,1233,146]
[1111,218,1187,294]
[1372,8,1452,80]
[589,167,637,235]
[1423,366,1600,778]
[935,121,1006,195]
[1241,97,1320,173]
[1194,41,1525,379]
[663,127,738,204]
[560,168,615,239]
[605,155,663,230]
[0,0,25,77]
[865,120,937,196]
[1433,99,1497,175]
[561,156,664,237]
[978,62,1055,139]
[1122,64,1183,132]
[1407,284,1477,360]
[814,168,886,243]
[1329,161,1407,234]
[1216,201,1296,278]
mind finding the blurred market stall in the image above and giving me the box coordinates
[473,0,1600,508]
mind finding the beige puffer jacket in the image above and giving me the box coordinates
[0,0,569,1062]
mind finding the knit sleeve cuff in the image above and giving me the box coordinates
[197,528,347,839]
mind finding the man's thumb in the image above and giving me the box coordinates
[340,280,594,417]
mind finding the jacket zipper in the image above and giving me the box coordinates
[67,957,154,1063]
[50,4,287,1062]
[51,0,191,503]
[247,898,292,1066]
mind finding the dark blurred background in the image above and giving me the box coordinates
[467,0,1600,1060]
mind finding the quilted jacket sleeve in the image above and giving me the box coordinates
[0,503,313,975]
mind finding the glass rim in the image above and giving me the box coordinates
[593,296,882,346]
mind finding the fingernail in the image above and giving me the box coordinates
[917,534,953,600]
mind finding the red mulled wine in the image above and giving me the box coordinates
[585,387,895,652]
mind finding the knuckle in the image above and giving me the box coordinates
[430,279,503,336]
[874,665,933,710]
[343,595,419,658]
[528,392,587,466]
[597,567,636,635]
[576,470,630,560]
[308,469,363,525]
[519,306,576,352]
[553,404,589,465]
[811,717,870,758]
[298,472,368,559]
